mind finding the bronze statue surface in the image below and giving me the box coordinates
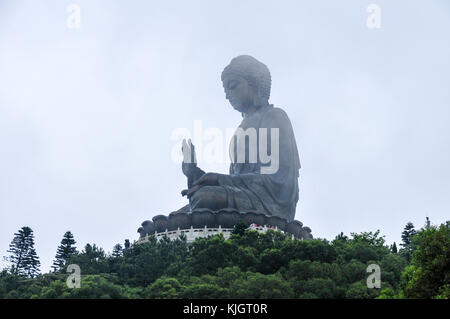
[180,55,301,222]
[137,55,311,240]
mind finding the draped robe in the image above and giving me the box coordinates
[188,104,301,222]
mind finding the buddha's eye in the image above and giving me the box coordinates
[228,80,238,90]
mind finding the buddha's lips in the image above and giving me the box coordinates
[229,100,241,110]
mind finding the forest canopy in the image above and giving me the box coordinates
[1,220,448,299]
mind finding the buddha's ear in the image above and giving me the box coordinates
[253,87,267,107]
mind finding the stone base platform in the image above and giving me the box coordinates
[135,208,313,244]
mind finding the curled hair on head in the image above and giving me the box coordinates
[221,55,272,101]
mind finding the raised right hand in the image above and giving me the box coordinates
[182,138,197,178]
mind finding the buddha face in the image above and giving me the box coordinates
[222,73,257,113]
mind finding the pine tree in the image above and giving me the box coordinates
[425,217,431,229]
[25,246,40,278]
[112,244,123,258]
[335,232,349,242]
[232,221,248,236]
[52,231,77,272]
[400,222,416,262]
[401,222,416,248]
[7,226,40,278]
[391,242,398,253]
[7,228,27,276]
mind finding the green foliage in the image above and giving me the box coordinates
[400,223,450,298]
[345,280,380,299]
[0,270,21,298]
[7,226,40,278]
[111,244,123,258]
[380,254,407,289]
[400,222,416,263]
[376,287,404,299]
[0,272,66,299]
[38,274,128,299]
[433,284,450,299]
[281,238,336,263]
[186,234,234,276]
[68,275,127,299]
[231,220,248,236]
[64,243,108,274]
[113,235,189,286]
[144,277,184,299]
[52,231,77,272]
[391,242,398,254]
[338,230,389,264]
[231,272,294,299]
[182,282,228,299]
[2,221,448,299]
[230,246,259,272]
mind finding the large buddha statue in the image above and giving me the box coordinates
[179,55,301,222]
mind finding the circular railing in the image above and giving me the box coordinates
[137,208,313,240]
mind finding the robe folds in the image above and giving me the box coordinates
[215,104,301,222]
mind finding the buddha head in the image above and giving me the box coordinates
[221,55,271,113]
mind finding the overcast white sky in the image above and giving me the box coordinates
[1,0,449,273]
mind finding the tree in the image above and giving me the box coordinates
[231,221,248,236]
[302,278,336,299]
[187,234,234,276]
[400,223,450,298]
[380,254,407,289]
[345,280,380,299]
[400,222,416,263]
[65,243,108,274]
[7,227,40,278]
[334,232,349,242]
[144,277,184,299]
[1,227,425,299]
[350,230,386,247]
[112,244,123,258]
[231,272,294,298]
[425,217,431,229]
[336,231,389,264]
[391,242,398,254]
[181,282,227,299]
[25,246,40,279]
[0,270,20,298]
[39,274,127,299]
[52,231,77,272]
